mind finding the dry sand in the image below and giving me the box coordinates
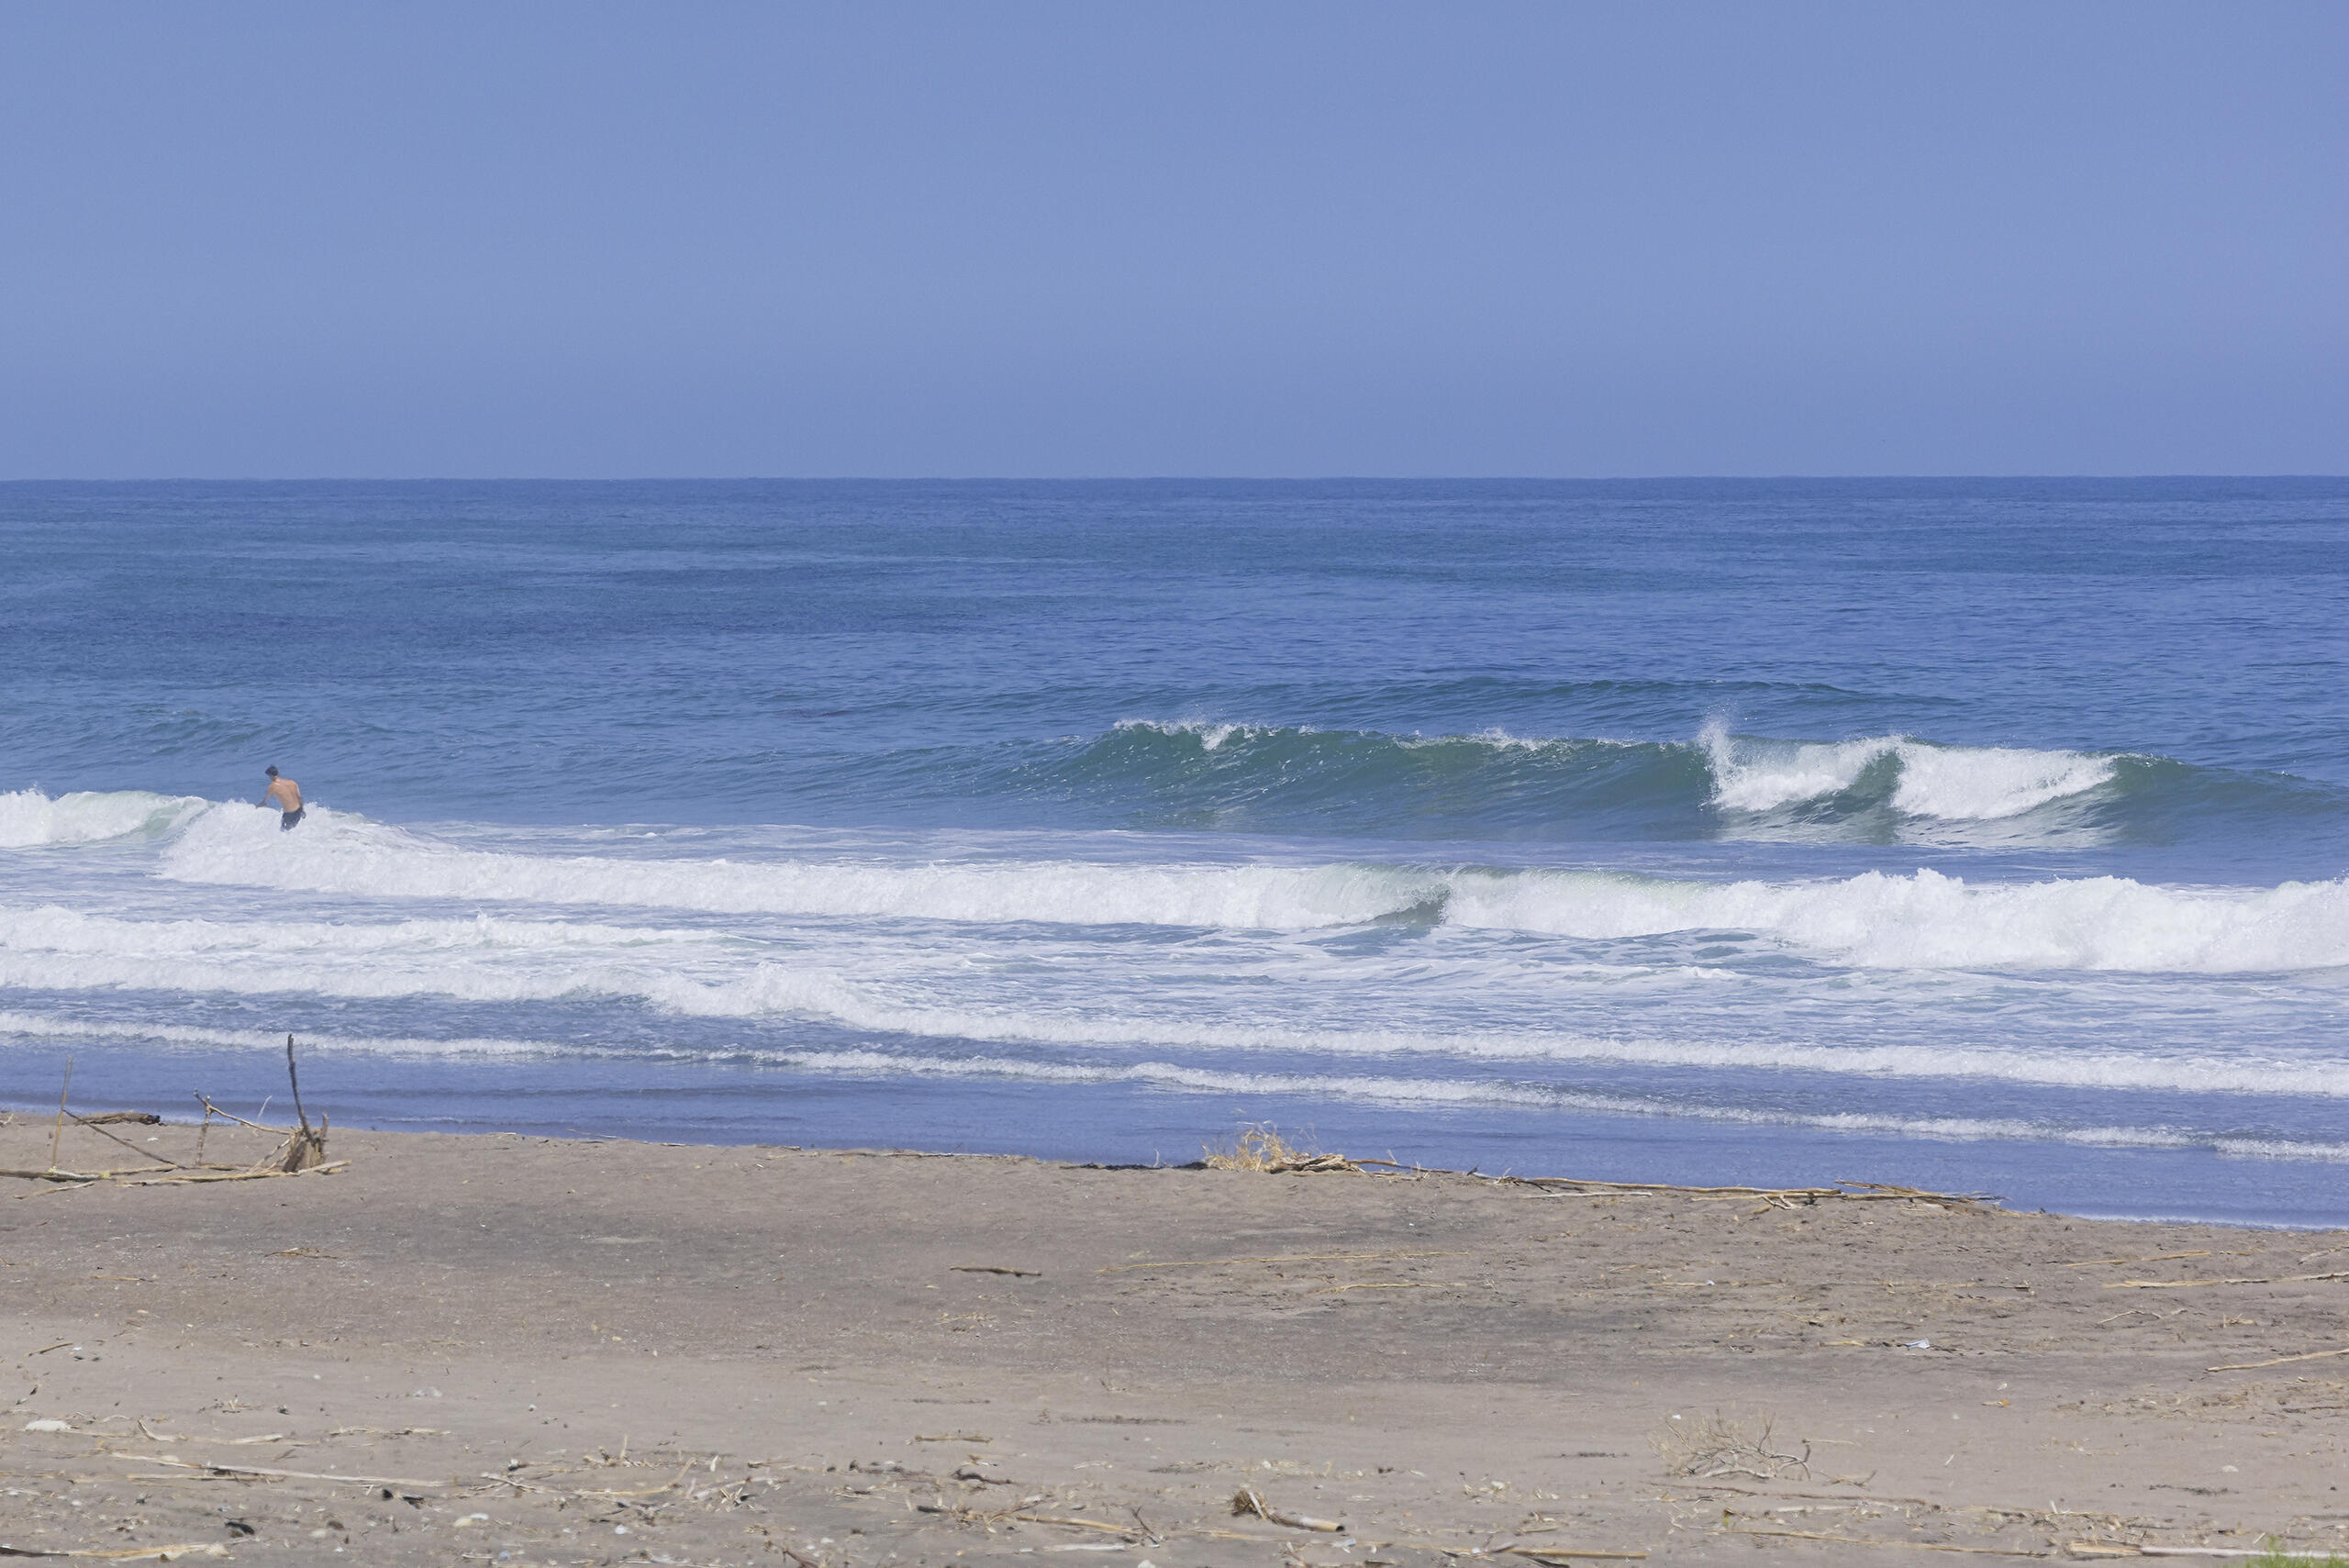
[5,1114,2348,1564]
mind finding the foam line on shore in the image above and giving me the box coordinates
[5,1011,2343,1163]
[4,940,2346,1098]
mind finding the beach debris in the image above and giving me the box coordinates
[2062,1546,2300,1560]
[139,1455,443,1489]
[950,1265,1041,1277]
[0,1545,230,1561]
[1230,1486,1344,1531]
[1654,1410,1810,1483]
[273,1034,329,1172]
[951,1464,1012,1484]
[1736,1527,2043,1554]
[2203,1344,2349,1372]
[5,1037,338,1187]
[131,1423,286,1446]
[1018,1514,1141,1538]
[47,1056,75,1172]
[1203,1125,1360,1174]
[1149,1121,2021,1208]
[919,1500,1139,1538]
[22,1418,74,1432]
[2107,1272,2349,1290]
[1832,1180,2007,1209]
[1099,1250,1469,1273]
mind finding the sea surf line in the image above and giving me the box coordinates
[4,479,2345,1222]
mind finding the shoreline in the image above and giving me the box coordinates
[7,1095,2338,1232]
[6,1115,2348,1563]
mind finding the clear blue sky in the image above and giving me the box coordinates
[3,2,2342,477]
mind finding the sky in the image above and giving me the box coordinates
[2,2,2343,478]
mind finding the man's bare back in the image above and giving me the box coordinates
[261,766,304,830]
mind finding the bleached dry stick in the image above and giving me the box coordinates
[65,1112,185,1171]
[142,1454,440,1489]
[0,1543,228,1560]
[1731,1529,2038,1555]
[1011,1513,1140,1537]
[1308,1281,1481,1295]
[1231,1486,1343,1532]
[2107,1271,2349,1290]
[1099,1251,1469,1273]
[0,1165,173,1183]
[47,1056,73,1173]
[190,1094,293,1137]
[115,1161,348,1187]
[2204,1345,2349,1372]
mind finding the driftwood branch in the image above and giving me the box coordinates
[143,1455,440,1489]
[2107,1272,2349,1291]
[0,1543,228,1560]
[9,1053,344,1189]
[277,1034,328,1171]
[47,1056,74,1173]
[1230,1486,1344,1532]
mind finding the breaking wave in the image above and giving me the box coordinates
[1695,722,2114,818]
[0,788,207,848]
[974,718,2339,846]
[97,800,2349,974]
[2,900,2346,1094]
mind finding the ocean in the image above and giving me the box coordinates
[3,479,2345,1224]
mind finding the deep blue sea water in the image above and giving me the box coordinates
[4,479,2346,1223]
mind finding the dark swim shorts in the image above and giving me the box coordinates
[280,807,305,832]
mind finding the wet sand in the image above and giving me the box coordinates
[5,1116,2347,1564]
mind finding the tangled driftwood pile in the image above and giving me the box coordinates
[2,1035,343,1188]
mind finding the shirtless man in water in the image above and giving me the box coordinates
[261,765,304,830]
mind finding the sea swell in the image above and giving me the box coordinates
[6,719,2339,854]
[966,718,2337,848]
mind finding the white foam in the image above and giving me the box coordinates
[1888,743,2117,819]
[157,803,1442,929]
[700,969,2349,1095]
[1445,866,2349,973]
[1112,718,1290,752]
[0,789,208,848]
[0,903,742,1007]
[4,905,2343,1095]
[8,1006,2341,1162]
[1700,725,2115,819]
[0,1009,558,1062]
[681,1051,2349,1161]
[123,799,2349,974]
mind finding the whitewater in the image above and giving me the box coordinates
[4,479,2346,1223]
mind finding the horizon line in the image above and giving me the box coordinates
[4,473,2345,485]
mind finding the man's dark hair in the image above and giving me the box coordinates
[264,766,279,777]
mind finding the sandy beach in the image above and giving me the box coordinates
[5,1115,2347,1564]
